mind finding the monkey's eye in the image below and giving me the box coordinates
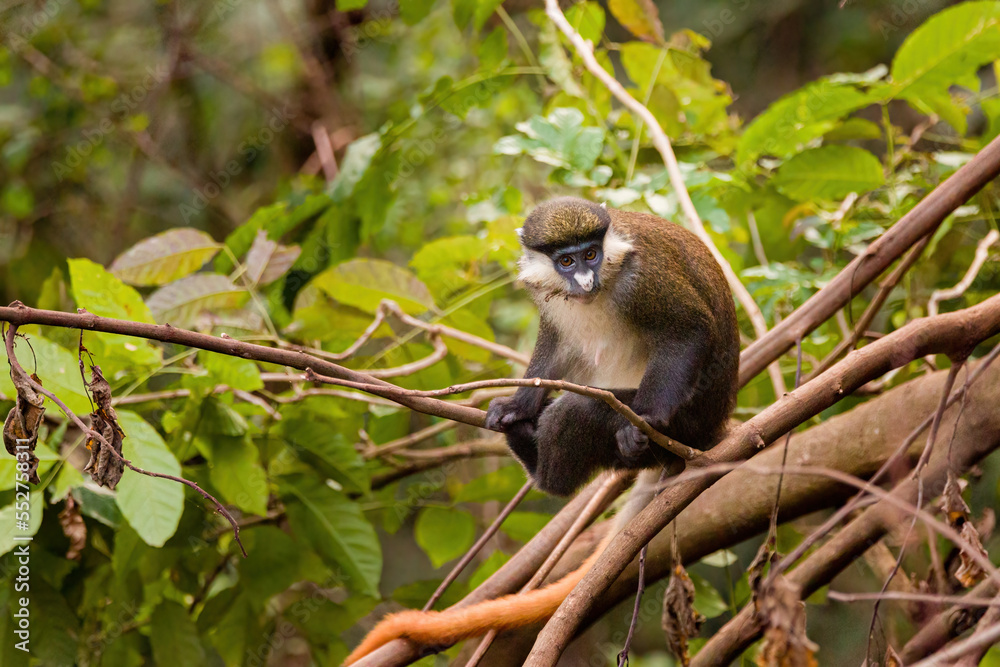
[584,249,597,261]
[559,255,574,267]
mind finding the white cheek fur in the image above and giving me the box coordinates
[517,248,563,292]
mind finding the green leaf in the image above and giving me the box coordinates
[280,418,369,494]
[68,257,163,374]
[700,549,738,567]
[415,506,476,567]
[208,436,269,516]
[401,0,437,24]
[216,195,329,274]
[565,2,606,45]
[410,235,489,300]
[145,273,248,327]
[337,0,368,9]
[115,410,183,547]
[499,511,551,543]
[109,228,221,286]
[239,526,302,606]
[469,551,509,589]
[312,258,435,315]
[0,335,92,414]
[30,578,80,666]
[199,351,263,391]
[473,0,502,30]
[608,0,663,44]
[737,80,876,165]
[690,572,728,619]
[69,257,156,323]
[772,145,885,201]
[150,600,207,667]
[495,107,605,173]
[329,133,381,202]
[891,2,1000,133]
[281,474,382,596]
[454,465,533,503]
[478,27,508,70]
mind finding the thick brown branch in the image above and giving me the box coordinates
[739,132,1000,385]
[524,295,1000,666]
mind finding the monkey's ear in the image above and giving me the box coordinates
[600,201,607,209]
[515,227,524,239]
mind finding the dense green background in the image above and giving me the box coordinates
[1,0,1000,665]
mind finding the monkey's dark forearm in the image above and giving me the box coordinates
[632,338,706,426]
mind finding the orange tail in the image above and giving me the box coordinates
[343,541,607,665]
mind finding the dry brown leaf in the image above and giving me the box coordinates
[755,575,818,667]
[3,360,45,485]
[662,563,704,666]
[58,496,87,560]
[83,365,125,489]
[955,521,988,588]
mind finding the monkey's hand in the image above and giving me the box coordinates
[615,423,651,464]
[485,395,538,432]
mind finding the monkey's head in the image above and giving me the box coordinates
[515,197,632,302]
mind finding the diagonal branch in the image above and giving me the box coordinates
[523,293,1000,666]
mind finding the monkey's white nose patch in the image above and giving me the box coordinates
[574,270,595,291]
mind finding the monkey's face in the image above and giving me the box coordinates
[550,242,603,301]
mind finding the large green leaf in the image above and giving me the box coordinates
[109,228,221,286]
[414,506,476,567]
[281,474,382,597]
[207,435,268,516]
[150,600,207,667]
[239,526,302,606]
[145,274,248,327]
[891,1,1000,133]
[737,79,876,165]
[68,258,162,372]
[312,258,435,315]
[772,145,885,201]
[115,410,183,547]
[199,351,263,391]
[279,418,368,493]
[69,258,156,323]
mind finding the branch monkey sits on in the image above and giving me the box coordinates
[344,197,739,664]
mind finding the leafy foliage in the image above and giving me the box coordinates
[0,1,999,665]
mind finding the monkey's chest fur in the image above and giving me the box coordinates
[540,293,649,389]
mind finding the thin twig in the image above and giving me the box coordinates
[465,472,632,667]
[928,229,999,317]
[423,482,533,611]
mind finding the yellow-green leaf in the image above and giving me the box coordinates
[608,0,663,44]
[110,228,221,286]
[312,258,435,315]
